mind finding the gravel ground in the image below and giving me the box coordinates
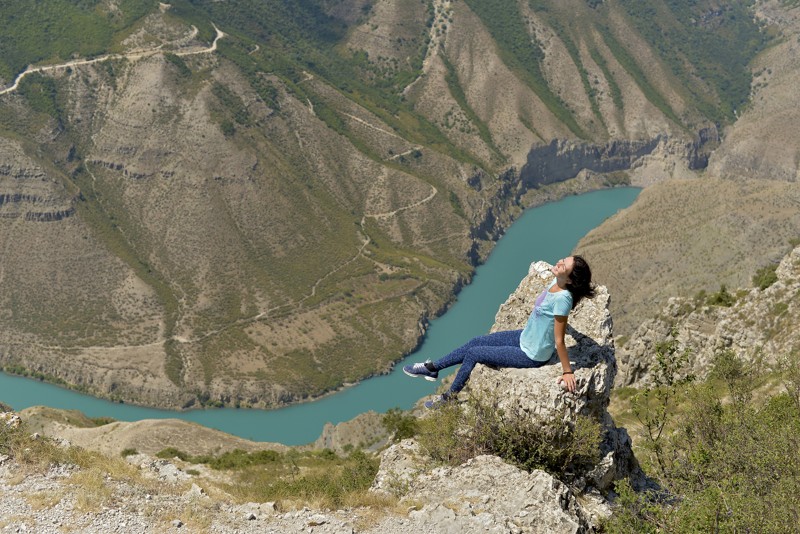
[0,458,420,534]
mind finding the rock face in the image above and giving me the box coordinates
[377,443,590,533]
[373,261,644,532]
[519,131,717,189]
[476,261,642,494]
[478,261,615,422]
[617,244,800,388]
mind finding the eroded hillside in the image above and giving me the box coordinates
[0,0,779,407]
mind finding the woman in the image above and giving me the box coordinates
[403,256,595,408]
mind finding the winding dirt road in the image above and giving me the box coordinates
[0,25,224,97]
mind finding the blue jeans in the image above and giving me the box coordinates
[433,329,546,394]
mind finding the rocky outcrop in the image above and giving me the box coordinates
[375,442,591,533]
[372,261,645,532]
[617,244,800,388]
[24,206,76,222]
[519,130,717,189]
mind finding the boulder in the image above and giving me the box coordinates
[409,454,588,534]
[372,260,646,532]
[374,443,590,533]
[474,260,615,422]
[470,261,642,492]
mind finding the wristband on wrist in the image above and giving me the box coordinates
[562,371,573,375]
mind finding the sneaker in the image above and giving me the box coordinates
[403,360,438,381]
[424,393,451,409]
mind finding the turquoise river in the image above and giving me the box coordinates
[0,187,640,445]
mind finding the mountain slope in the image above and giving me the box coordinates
[0,0,774,407]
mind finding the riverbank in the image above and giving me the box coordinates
[1,187,640,445]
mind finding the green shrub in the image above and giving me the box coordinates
[155,447,190,461]
[607,350,800,533]
[417,393,602,480]
[382,408,418,442]
[18,73,63,120]
[90,417,116,426]
[205,448,281,469]
[165,53,192,78]
[120,448,138,457]
[705,284,736,307]
[752,263,779,290]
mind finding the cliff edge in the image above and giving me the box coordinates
[371,261,644,533]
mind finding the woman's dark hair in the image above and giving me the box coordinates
[567,255,595,309]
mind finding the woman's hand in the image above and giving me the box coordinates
[557,372,576,393]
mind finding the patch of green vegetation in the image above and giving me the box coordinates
[1,364,69,388]
[0,0,157,81]
[417,393,602,480]
[602,171,631,187]
[607,349,800,533]
[156,445,380,508]
[120,448,138,457]
[448,190,466,219]
[771,301,789,317]
[164,53,192,78]
[211,82,251,126]
[615,0,770,123]
[17,73,63,120]
[441,56,502,160]
[382,408,418,442]
[90,417,116,426]
[705,284,736,307]
[463,0,587,138]
[588,47,624,112]
[753,262,779,290]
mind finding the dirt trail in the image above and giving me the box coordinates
[0,21,440,354]
[0,25,224,96]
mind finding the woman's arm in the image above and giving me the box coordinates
[554,315,576,393]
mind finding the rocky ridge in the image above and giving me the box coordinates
[616,244,800,388]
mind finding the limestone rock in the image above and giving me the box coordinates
[617,245,800,388]
[0,411,21,429]
[377,451,590,533]
[470,261,640,493]
[477,261,615,422]
[373,260,645,532]
[371,438,425,496]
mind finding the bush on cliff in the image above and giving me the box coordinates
[416,393,602,481]
[606,349,800,533]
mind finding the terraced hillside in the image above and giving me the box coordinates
[0,0,780,408]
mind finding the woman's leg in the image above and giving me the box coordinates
[447,343,544,394]
[432,330,523,371]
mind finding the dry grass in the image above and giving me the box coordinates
[24,488,66,510]
[69,469,114,513]
[579,178,800,336]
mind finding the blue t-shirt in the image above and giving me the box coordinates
[520,279,573,361]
